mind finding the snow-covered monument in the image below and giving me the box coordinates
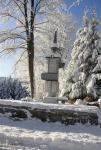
[41,31,65,103]
[61,10,101,102]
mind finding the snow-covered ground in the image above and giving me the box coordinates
[0,115,101,150]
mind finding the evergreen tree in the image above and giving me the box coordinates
[62,10,101,101]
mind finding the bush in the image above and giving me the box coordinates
[0,77,30,100]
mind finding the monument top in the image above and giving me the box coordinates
[53,30,58,44]
[51,30,61,54]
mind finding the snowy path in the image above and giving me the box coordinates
[0,116,101,150]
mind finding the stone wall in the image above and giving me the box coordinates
[0,104,99,126]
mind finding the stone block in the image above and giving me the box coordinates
[46,57,60,73]
[41,73,58,81]
[43,97,58,103]
[45,81,59,97]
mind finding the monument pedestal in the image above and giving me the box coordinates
[41,56,65,103]
[43,97,68,104]
[43,97,58,103]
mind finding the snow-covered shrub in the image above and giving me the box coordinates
[0,77,30,100]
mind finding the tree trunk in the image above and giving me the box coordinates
[24,0,35,98]
[28,43,34,98]
[29,0,35,98]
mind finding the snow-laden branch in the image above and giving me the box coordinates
[67,0,82,13]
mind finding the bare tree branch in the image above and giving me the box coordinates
[0,12,25,27]
[13,0,25,17]
[34,0,42,16]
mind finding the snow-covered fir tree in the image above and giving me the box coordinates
[62,10,101,102]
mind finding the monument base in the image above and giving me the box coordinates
[43,97,58,103]
[43,97,68,104]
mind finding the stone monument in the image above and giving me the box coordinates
[41,31,65,103]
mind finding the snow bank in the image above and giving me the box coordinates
[0,116,101,150]
[0,99,99,113]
